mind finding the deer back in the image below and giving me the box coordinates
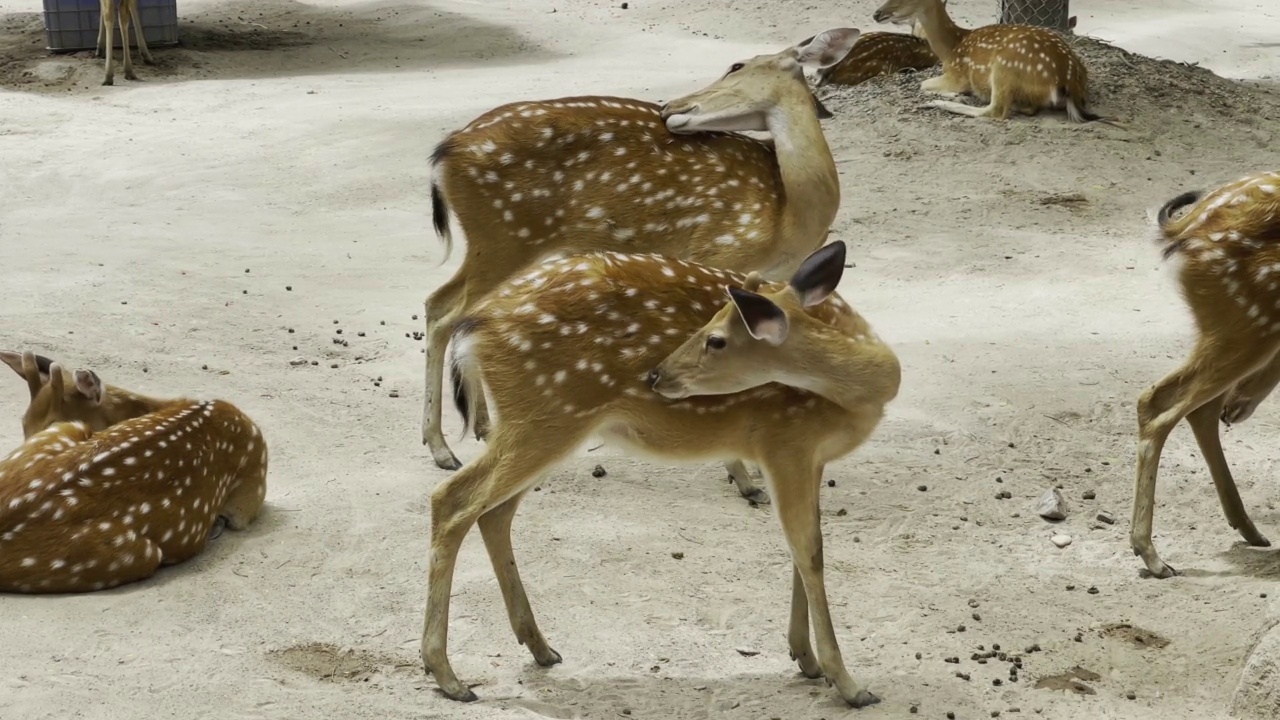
[816,32,938,86]
[954,25,1088,99]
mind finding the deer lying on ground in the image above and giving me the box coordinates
[0,351,267,593]
[814,14,938,87]
[1131,170,1280,579]
[872,0,1111,123]
[97,0,155,86]
[421,29,864,505]
[421,241,901,707]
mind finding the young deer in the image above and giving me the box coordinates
[872,0,1109,123]
[1131,170,1280,579]
[814,15,938,87]
[0,351,267,593]
[421,241,901,707]
[97,0,155,86]
[421,29,864,492]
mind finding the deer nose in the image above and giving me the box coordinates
[646,368,662,388]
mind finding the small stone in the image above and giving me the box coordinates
[357,331,366,337]
[1074,633,1083,642]
[336,329,343,334]
[621,1,628,8]
[1026,644,1041,653]
[918,485,928,492]
[389,390,399,398]
[622,710,631,716]
[992,643,1000,651]
[973,613,981,622]
[994,678,1003,686]
[333,319,339,324]
[1037,488,1067,521]
[735,647,758,656]
[956,672,970,681]
[1087,586,1099,595]
[380,320,386,325]
[1096,511,1116,525]
[945,656,959,664]
[288,328,295,333]
[201,364,208,370]
[1066,584,1075,591]
[992,712,1002,718]
[836,508,848,516]
[947,713,956,720]
[1051,534,1072,548]
[290,357,307,366]
[1125,691,1136,700]
[242,290,248,295]
[286,286,292,291]
[330,363,339,369]
[968,599,980,608]
[957,625,966,632]
[915,652,922,660]
[245,268,250,273]
[827,479,835,487]
[592,465,607,478]
[909,707,918,715]
[1083,490,1096,500]
[412,314,419,320]
[671,552,684,560]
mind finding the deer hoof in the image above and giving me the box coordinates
[741,488,771,506]
[848,690,881,708]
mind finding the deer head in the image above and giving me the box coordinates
[660,29,862,134]
[2,350,111,439]
[647,241,847,399]
[874,0,934,25]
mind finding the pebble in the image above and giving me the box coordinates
[945,656,959,664]
[836,508,848,516]
[592,465,607,478]
[956,672,970,681]
[289,357,307,366]
[1097,511,1116,525]
[827,479,835,487]
[1051,534,1073,548]
[1083,490,1096,500]
[996,490,1012,500]
[671,552,684,560]
[915,652,922,660]
[734,647,758,657]
[1125,691,1136,700]
[389,390,400,398]
[330,363,339,369]
[947,713,956,720]
[288,328,295,333]
[973,613,981,622]
[917,484,927,491]
[909,707,918,715]
[1087,586,1099,595]
[357,331,366,337]
[1037,488,1067,521]
[286,286,292,291]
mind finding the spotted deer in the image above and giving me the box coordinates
[0,351,267,593]
[1131,170,1280,579]
[421,241,901,707]
[814,14,939,87]
[98,0,155,86]
[872,0,1112,123]
[421,29,864,501]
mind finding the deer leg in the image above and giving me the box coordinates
[919,72,967,98]
[422,428,578,701]
[423,271,468,470]
[219,442,269,532]
[788,561,822,679]
[926,68,1011,120]
[1185,395,1270,547]
[117,5,136,81]
[477,490,561,666]
[100,1,116,85]
[127,0,154,65]
[95,6,107,58]
[725,459,769,505]
[762,460,877,708]
[1132,337,1278,578]
[1222,350,1280,425]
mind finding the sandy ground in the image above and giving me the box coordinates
[2,1,1280,719]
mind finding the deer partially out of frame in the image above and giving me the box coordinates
[0,351,267,593]
[872,0,1110,123]
[814,14,938,87]
[97,0,155,86]
[421,241,901,707]
[421,29,864,499]
[1131,170,1280,579]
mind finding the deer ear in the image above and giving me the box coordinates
[789,241,846,307]
[728,287,789,345]
[792,28,861,69]
[73,370,104,405]
[0,351,22,378]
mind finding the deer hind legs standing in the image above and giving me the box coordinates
[97,0,155,86]
[1131,335,1278,579]
[421,426,578,701]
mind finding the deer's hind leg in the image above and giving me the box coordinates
[919,68,968,98]
[478,489,560,666]
[219,439,269,532]
[725,459,769,505]
[125,0,154,65]
[926,66,1012,120]
[1132,333,1280,579]
[422,423,586,702]
[1221,349,1280,425]
[0,521,162,594]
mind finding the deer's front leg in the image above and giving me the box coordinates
[787,564,821,678]
[725,459,770,505]
[920,71,968,98]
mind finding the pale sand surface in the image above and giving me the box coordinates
[2,1,1280,719]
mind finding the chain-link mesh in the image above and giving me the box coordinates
[999,0,1072,33]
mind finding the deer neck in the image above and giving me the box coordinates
[101,385,178,425]
[915,3,965,63]
[764,88,839,269]
[777,326,901,414]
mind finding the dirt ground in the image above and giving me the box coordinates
[2,1,1280,719]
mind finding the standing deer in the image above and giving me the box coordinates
[814,13,939,87]
[871,0,1111,123]
[421,241,901,707]
[97,0,155,86]
[421,29,864,505]
[1131,170,1280,579]
[0,351,267,593]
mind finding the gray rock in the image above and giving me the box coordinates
[1097,511,1116,525]
[1037,488,1068,521]
[289,356,308,366]
[1051,534,1073,549]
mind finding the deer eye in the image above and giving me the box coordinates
[727,62,745,74]
[705,335,727,351]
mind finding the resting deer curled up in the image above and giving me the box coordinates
[0,351,267,593]
[421,29,864,507]
[814,11,939,87]
[872,0,1112,123]
[421,241,901,707]
[1131,170,1280,578]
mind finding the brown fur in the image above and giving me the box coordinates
[97,0,155,86]
[420,29,863,475]
[815,31,939,87]
[1131,170,1280,579]
[421,242,900,708]
[0,351,267,593]
[873,0,1109,123]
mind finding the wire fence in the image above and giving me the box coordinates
[999,0,1072,33]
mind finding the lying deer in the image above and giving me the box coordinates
[421,241,901,707]
[814,14,938,87]
[872,0,1110,123]
[421,28,864,504]
[1131,169,1280,579]
[0,351,267,593]
[97,0,155,86]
